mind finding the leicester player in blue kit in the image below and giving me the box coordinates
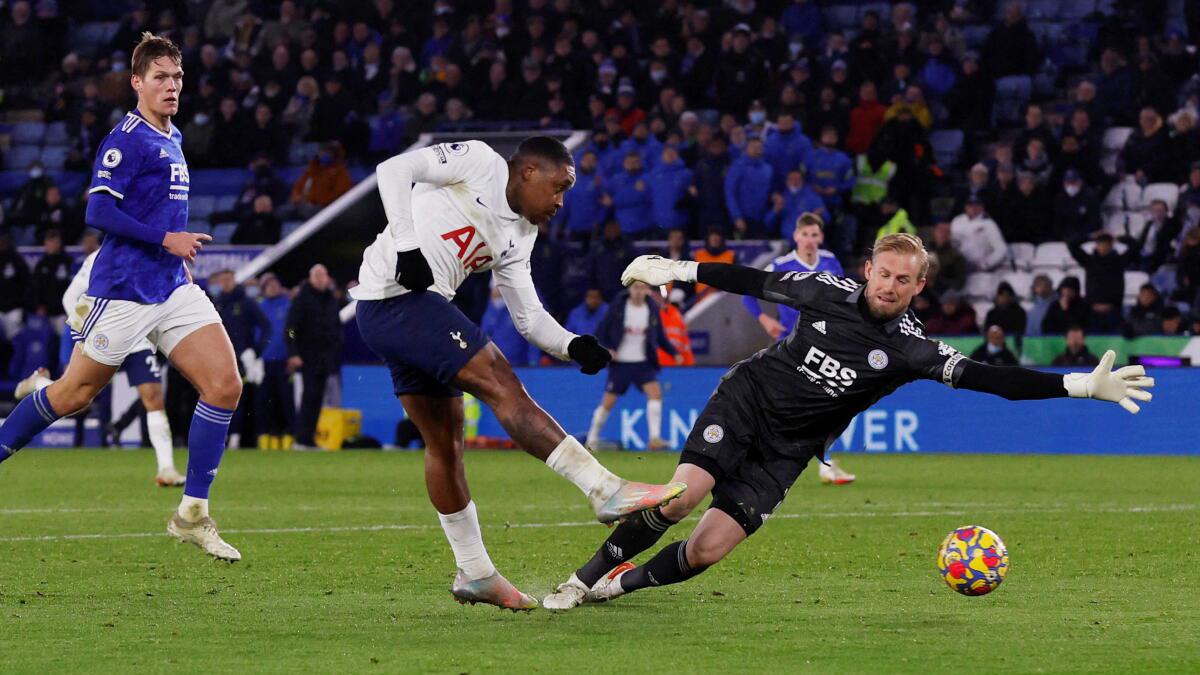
[0,34,243,561]
[741,212,856,485]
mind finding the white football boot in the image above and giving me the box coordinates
[155,467,187,487]
[14,368,52,400]
[587,562,635,603]
[543,573,591,611]
[167,514,242,562]
[819,459,856,485]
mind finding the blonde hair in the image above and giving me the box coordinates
[132,32,181,78]
[872,232,931,278]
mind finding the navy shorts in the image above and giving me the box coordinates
[120,349,162,386]
[356,293,488,397]
[605,361,658,395]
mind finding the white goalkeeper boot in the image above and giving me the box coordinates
[819,459,856,485]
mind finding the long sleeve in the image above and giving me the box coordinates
[375,141,491,252]
[724,163,744,221]
[495,277,575,360]
[249,299,272,356]
[84,193,164,246]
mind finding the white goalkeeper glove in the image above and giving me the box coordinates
[1063,349,1154,414]
[621,255,698,288]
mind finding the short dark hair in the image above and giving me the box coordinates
[132,32,182,78]
[511,135,573,168]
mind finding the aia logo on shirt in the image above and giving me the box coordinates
[441,225,493,271]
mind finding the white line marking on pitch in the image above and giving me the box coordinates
[0,504,1194,544]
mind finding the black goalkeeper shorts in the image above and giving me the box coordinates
[679,389,820,536]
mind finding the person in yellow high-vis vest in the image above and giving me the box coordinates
[851,151,897,253]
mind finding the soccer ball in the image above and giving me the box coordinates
[936,525,1009,596]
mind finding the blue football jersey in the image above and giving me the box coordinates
[743,249,844,339]
[87,110,190,303]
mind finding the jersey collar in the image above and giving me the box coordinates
[129,108,176,139]
[844,286,907,335]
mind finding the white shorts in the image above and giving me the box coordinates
[68,284,222,367]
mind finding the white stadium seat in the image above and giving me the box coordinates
[1009,243,1036,271]
[1103,126,1133,152]
[1142,183,1180,212]
[964,272,998,300]
[1002,271,1035,297]
[1033,241,1073,269]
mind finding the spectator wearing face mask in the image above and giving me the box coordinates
[1052,169,1101,241]
[288,141,353,219]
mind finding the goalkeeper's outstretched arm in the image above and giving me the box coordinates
[620,256,777,299]
[951,351,1154,414]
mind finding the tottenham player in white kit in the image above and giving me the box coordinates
[15,249,186,487]
[352,136,687,610]
[0,34,242,561]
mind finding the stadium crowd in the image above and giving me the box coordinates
[3,0,1200,431]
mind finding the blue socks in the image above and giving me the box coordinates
[0,388,60,464]
[184,400,234,499]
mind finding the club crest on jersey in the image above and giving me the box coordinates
[101,149,122,168]
[868,349,888,370]
[702,424,724,443]
[450,331,468,349]
[446,142,469,156]
[93,333,110,351]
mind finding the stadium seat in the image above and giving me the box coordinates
[212,223,237,244]
[44,122,69,147]
[1104,212,1147,238]
[1025,0,1062,20]
[962,24,992,49]
[189,221,212,236]
[1009,243,1036,271]
[68,21,120,57]
[11,225,36,246]
[857,3,891,20]
[12,122,45,145]
[40,146,68,170]
[1104,179,1141,213]
[1002,271,1035,296]
[930,129,964,169]
[289,141,319,165]
[964,272,998,300]
[214,195,238,212]
[4,145,41,170]
[189,195,216,220]
[282,220,304,238]
[973,301,994,329]
[1033,241,1073,269]
[1102,127,1133,153]
[1030,20,1067,44]
[992,76,1032,126]
[1060,0,1097,19]
[1142,183,1180,212]
[1080,240,1128,255]
[1124,270,1150,297]
[822,5,858,30]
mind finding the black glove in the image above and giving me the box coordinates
[394,249,434,291]
[568,335,611,375]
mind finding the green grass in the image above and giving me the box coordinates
[1,449,1198,674]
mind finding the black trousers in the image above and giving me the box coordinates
[255,360,295,436]
[294,368,329,445]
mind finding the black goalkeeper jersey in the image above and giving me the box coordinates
[716,270,967,452]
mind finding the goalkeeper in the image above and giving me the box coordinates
[544,233,1155,610]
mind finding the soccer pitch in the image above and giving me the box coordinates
[1,450,1197,673]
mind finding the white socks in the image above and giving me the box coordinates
[647,399,663,441]
[587,406,610,446]
[437,501,496,580]
[177,495,209,522]
[546,435,622,506]
[146,410,174,472]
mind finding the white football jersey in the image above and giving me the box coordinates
[351,140,538,302]
[351,140,576,359]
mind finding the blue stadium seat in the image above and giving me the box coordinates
[1030,21,1067,45]
[961,24,992,50]
[189,168,250,197]
[4,145,42,170]
[44,122,69,147]
[857,3,890,20]
[212,223,237,244]
[189,195,216,220]
[68,21,120,57]
[189,221,212,236]
[992,75,1032,126]
[1025,0,1062,19]
[288,141,319,165]
[930,129,965,168]
[214,195,238,212]
[11,225,37,246]
[1059,0,1096,19]
[40,146,68,170]
[282,220,304,238]
[12,122,45,145]
[823,5,858,30]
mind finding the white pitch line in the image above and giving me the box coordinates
[0,503,1194,544]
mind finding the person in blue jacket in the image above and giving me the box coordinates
[619,121,663,172]
[803,125,855,212]
[574,128,624,180]
[254,274,295,447]
[765,169,828,239]
[564,288,608,338]
[556,150,611,246]
[610,152,654,239]
[763,111,813,192]
[724,136,774,238]
[586,281,679,450]
[648,145,696,234]
[480,285,540,367]
[742,211,844,340]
